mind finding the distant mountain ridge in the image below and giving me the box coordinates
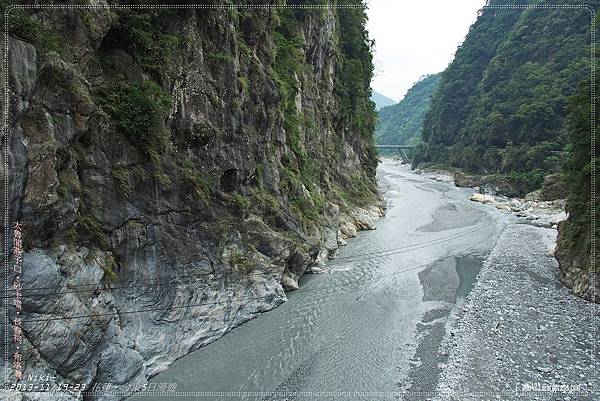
[371,90,396,110]
[375,73,441,146]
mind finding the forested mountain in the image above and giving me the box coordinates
[556,11,599,303]
[375,73,441,146]
[415,1,598,195]
[371,90,396,110]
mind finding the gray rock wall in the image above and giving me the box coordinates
[1,4,381,400]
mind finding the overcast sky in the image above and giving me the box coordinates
[366,0,487,102]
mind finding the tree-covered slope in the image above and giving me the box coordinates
[371,90,396,110]
[375,73,441,146]
[556,11,599,303]
[415,0,598,194]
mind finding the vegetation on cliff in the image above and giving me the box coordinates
[4,1,379,278]
[412,1,598,301]
[272,2,378,213]
[2,1,382,392]
[556,10,599,302]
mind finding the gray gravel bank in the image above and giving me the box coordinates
[434,224,599,401]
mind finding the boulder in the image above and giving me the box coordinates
[549,211,568,225]
[540,173,568,200]
[351,205,381,230]
[454,171,482,188]
[524,189,542,202]
[509,199,522,209]
[469,193,495,204]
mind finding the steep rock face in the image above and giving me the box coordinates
[1,2,380,399]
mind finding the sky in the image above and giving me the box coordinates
[366,0,487,102]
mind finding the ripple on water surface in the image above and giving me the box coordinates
[136,164,500,401]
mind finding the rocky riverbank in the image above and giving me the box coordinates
[414,165,597,305]
[414,165,597,399]
[467,193,566,230]
[414,168,567,230]
[4,203,383,401]
[434,224,599,401]
[286,204,385,285]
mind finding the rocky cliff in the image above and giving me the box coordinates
[0,2,381,399]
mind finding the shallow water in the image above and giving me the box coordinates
[455,255,484,301]
[137,161,507,401]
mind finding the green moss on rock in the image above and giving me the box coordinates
[97,80,172,163]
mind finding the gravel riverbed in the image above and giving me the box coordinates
[434,224,599,401]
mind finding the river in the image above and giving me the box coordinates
[138,159,516,400]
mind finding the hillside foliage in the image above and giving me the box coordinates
[375,73,441,146]
[415,1,598,193]
[556,10,599,301]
